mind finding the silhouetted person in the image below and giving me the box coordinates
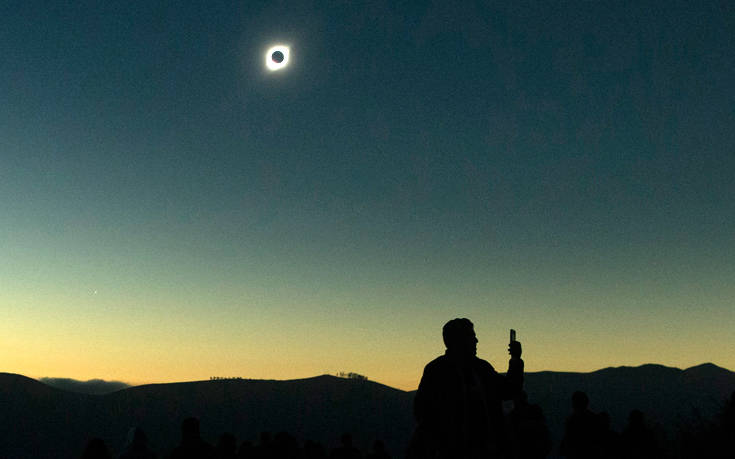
[596,412,620,459]
[272,431,299,459]
[365,440,390,459]
[82,438,112,459]
[251,432,273,459]
[236,440,254,459]
[724,390,735,426]
[169,417,213,459]
[717,390,735,456]
[330,433,361,459]
[560,391,600,459]
[508,392,551,459]
[214,433,237,459]
[120,427,157,459]
[408,318,524,459]
[620,409,659,459]
[303,440,328,459]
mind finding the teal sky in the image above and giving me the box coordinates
[1,1,733,389]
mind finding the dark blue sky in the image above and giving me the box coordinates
[2,1,734,387]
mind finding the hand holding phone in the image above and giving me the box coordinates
[508,329,522,359]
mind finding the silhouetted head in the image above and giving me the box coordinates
[442,318,477,356]
[238,440,254,453]
[514,390,529,407]
[274,431,298,451]
[572,391,589,412]
[81,438,111,459]
[529,404,545,420]
[373,440,386,452]
[125,427,148,450]
[304,439,326,455]
[340,433,353,447]
[628,409,645,428]
[217,433,237,454]
[181,417,200,441]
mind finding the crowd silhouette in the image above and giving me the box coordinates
[77,319,734,459]
[81,424,392,459]
[78,390,735,459]
[558,392,664,459]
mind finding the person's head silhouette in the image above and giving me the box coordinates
[217,432,237,455]
[125,427,149,451]
[181,417,201,442]
[442,318,477,357]
[628,409,645,429]
[372,439,386,453]
[81,438,111,459]
[514,390,529,408]
[571,391,589,412]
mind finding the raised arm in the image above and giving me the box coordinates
[499,340,524,400]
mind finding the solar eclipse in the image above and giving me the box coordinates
[265,45,290,71]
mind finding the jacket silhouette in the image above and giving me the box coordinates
[330,433,361,459]
[409,318,524,459]
[81,438,112,459]
[120,427,156,459]
[560,391,600,459]
[508,392,551,459]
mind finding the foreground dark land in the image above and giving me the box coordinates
[1,364,734,458]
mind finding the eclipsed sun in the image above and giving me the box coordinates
[265,45,290,71]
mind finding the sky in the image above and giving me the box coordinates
[1,1,733,391]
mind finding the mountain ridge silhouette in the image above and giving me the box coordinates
[1,363,733,458]
[22,362,734,395]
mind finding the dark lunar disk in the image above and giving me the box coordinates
[272,51,284,63]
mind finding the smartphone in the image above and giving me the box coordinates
[510,329,516,343]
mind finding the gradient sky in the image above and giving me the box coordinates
[2,1,733,390]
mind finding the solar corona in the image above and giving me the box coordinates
[265,45,290,71]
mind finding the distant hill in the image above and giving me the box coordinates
[100,375,413,457]
[1,364,733,459]
[0,373,98,458]
[0,373,413,459]
[38,377,130,395]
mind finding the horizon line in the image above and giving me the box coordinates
[7,361,733,393]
